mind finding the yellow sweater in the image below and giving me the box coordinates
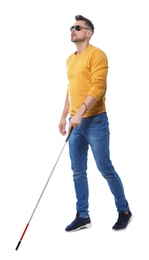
[66,44,108,118]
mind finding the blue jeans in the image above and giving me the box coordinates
[68,112,129,218]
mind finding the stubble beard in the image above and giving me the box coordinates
[71,36,86,43]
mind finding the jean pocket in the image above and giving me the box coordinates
[88,115,103,124]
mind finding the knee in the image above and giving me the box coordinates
[73,171,87,180]
[97,162,115,180]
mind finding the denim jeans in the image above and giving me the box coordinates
[68,112,129,218]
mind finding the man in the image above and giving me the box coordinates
[58,15,132,232]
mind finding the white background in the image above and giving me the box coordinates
[0,0,149,259]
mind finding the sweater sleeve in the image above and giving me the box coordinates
[88,49,108,100]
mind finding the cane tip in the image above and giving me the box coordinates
[15,241,21,250]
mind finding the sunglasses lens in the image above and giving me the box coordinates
[70,26,74,31]
[75,25,81,31]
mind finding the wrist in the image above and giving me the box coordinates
[81,103,87,114]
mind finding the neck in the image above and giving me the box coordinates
[75,42,89,54]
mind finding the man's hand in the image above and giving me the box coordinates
[58,118,67,136]
[68,113,82,132]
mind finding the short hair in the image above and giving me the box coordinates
[75,15,95,33]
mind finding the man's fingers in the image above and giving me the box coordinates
[59,125,66,136]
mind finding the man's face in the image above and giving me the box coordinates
[70,20,91,43]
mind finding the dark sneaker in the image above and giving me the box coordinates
[112,210,133,231]
[65,213,92,232]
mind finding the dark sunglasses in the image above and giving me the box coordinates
[70,25,90,32]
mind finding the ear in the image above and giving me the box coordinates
[86,30,93,38]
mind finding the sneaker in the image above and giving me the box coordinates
[112,210,133,231]
[65,213,92,232]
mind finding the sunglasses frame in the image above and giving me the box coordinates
[70,25,90,32]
